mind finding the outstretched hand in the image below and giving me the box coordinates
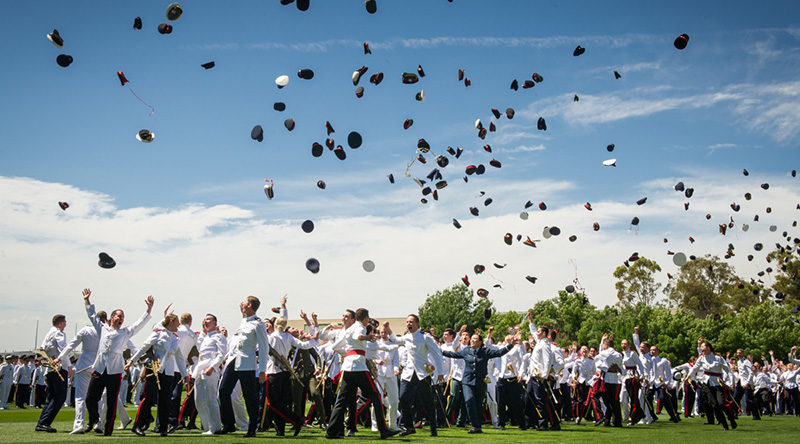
[144,295,155,313]
[82,288,92,305]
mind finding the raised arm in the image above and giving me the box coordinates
[83,288,104,333]
[632,326,641,352]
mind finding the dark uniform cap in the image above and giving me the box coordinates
[311,142,323,157]
[251,125,263,142]
[201,61,215,69]
[56,54,73,67]
[365,0,377,14]
[301,220,314,233]
[98,252,116,269]
[157,23,173,34]
[298,69,314,80]
[305,258,320,273]
[347,132,362,148]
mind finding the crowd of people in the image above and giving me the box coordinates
[2,290,800,439]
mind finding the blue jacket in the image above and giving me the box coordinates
[443,343,513,386]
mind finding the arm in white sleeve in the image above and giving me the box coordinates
[129,311,153,337]
[129,331,158,363]
[58,331,84,361]
[256,322,270,374]
[86,304,104,333]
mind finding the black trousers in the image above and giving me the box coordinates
[327,371,387,437]
[168,377,183,426]
[745,386,760,418]
[37,370,67,427]
[625,378,645,425]
[86,370,122,435]
[655,386,679,420]
[559,383,572,420]
[178,378,197,425]
[526,378,558,429]
[496,377,525,428]
[754,388,771,416]
[601,382,622,426]
[683,382,696,417]
[15,383,30,407]
[265,372,302,434]
[218,361,260,434]
[446,379,467,426]
[399,373,437,432]
[134,371,176,433]
[35,384,47,407]
[707,385,737,429]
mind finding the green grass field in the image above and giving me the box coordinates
[2,406,800,443]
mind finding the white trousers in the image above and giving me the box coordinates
[0,382,12,408]
[486,379,498,425]
[98,388,130,428]
[195,372,222,433]
[133,376,145,406]
[71,371,92,430]
[370,375,400,430]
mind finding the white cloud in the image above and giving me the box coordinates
[1,173,798,351]
[503,144,547,153]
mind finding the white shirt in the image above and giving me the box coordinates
[192,330,227,379]
[621,349,646,378]
[374,339,400,378]
[176,324,198,365]
[228,315,270,373]
[496,344,525,379]
[687,354,730,387]
[40,326,71,372]
[597,347,623,384]
[527,338,553,378]
[129,329,188,378]
[331,323,369,372]
[738,357,753,387]
[90,305,151,375]
[390,330,444,381]
[266,331,316,374]
[58,326,99,371]
[14,363,32,384]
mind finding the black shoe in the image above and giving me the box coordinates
[399,427,416,436]
[325,435,343,439]
[731,420,738,429]
[498,425,505,430]
[293,422,303,437]
[380,429,401,439]
[187,423,199,430]
[213,430,226,435]
[243,432,256,438]
[468,427,483,434]
[537,426,550,431]
[219,426,236,434]
[345,430,355,437]
[167,424,178,434]
[35,425,57,433]
[132,426,146,437]
[430,430,438,437]
[160,432,168,437]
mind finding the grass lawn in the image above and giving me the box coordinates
[1,406,799,443]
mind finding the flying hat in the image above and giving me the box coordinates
[477,288,489,298]
[417,65,426,77]
[754,243,763,251]
[251,125,263,142]
[403,119,413,129]
[452,218,461,229]
[674,181,685,191]
[614,70,621,79]
[673,33,689,50]
[607,144,615,152]
[136,129,155,143]
[316,180,326,189]
[673,252,687,266]
[301,220,314,233]
[523,80,535,89]
[275,75,289,88]
[542,227,551,239]
[538,202,547,210]
[744,192,751,200]
[573,45,585,56]
[584,202,592,211]
[636,197,647,205]
[484,308,493,320]
[685,188,694,198]
[593,222,600,231]
[474,264,485,274]
[298,68,315,80]
[305,258,320,274]
[58,201,69,210]
[157,23,173,34]
[264,180,274,199]
[436,180,447,190]
[284,118,295,131]
[133,17,142,30]
[565,285,575,293]
[98,252,116,269]
[325,121,335,135]
[352,66,368,85]
[569,235,577,242]
[469,207,479,216]
[415,90,425,101]
[489,159,502,168]
[461,275,470,286]
[549,226,561,236]
[363,42,371,54]
[47,29,63,48]
[532,73,543,83]
[520,211,528,220]
[504,233,513,245]
[311,142,323,157]
[56,54,73,67]
[510,79,519,90]
[166,3,182,21]
[347,131,362,148]
[362,260,375,272]
[761,183,769,190]
[334,146,346,160]
[526,276,537,284]
[603,159,617,167]
[743,169,749,176]
[537,117,547,131]
[296,0,310,11]
[465,78,471,87]
[417,138,431,152]
[201,61,215,69]
[387,174,394,184]
[574,94,579,102]
[365,0,377,14]
[402,73,419,84]
[369,72,384,85]
[525,201,533,209]
[458,69,465,81]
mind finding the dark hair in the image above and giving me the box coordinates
[205,313,217,323]
[443,328,455,337]
[365,324,376,335]
[548,330,557,341]
[246,296,260,312]
[96,310,108,323]
[52,314,66,326]
[180,313,192,324]
[407,314,420,324]
[702,341,714,353]
[538,325,549,336]
[355,308,370,322]
[111,309,124,319]
[344,309,355,320]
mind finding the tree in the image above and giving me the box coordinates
[769,247,800,307]
[418,284,492,337]
[664,255,744,318]
[613,257,662,307]
[527,291,596,344]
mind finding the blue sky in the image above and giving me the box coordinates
[1,1,799,350]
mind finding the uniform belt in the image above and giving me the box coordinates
[705,371,722,377]
[345,350,366,357]
[625,366,636,370]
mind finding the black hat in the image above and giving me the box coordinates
[744,192,751,200]
[369,72,384,85]
[761,183,769,190]
[477,288,489,298]
[166,3,183,21]
[298,69,314,80]
[573,45,585,56]
[685,188,694,198]
[506,108,515,119]
[636,197,647,205]
[574,94,579,102]
[489,159,502,168]
[158,23,173,34]
[47,29,63,48]
[404,119,413,130]
[503,233,513,245]
[284,119,295,131]
[474,264,485,274]
[347,132,362,148]
[743,168,749,176]
[631,217,640,226]
[136,129,155,143]
[458,69,465,80]
[363,42,371,54]
[614,70,621,79]
[305,258,320,273]
[532,73,543,83]
[537,117,547,131]
[491,108,501,119]
[316,180,326,189]
[274,102,286,112]
[56,54,73,67]
[593,222,600,231]
[98,252,116,269]
[510,79,519,90]
[417,138,431,152]
[294,0,310,10]
[402,73,419,84]
[484,198,493,206]
[674,181,685,191]
[365,0,377,14]
[436,156,449,168]
[549,226,561,236]
[484,307,493,320]
[754,243,763,251]
[387,173,394,184]
[251,125,263,142]
[607,144,615,152]
[673,33,689,50]
[133,17,142,30]
[58,201,69,211]
[417,65,425,77]
[569,235,577,242]
[334,146,346,160]
[523,80,535,89]
[470,207,479,216]
[436,180,447,190]
[524,200,533,209]
[311,142,323,157]
[476,164,486,175]
[201,61,215,69]
[452,218,461,229]
[526,276,537,284]
[301,220,314,233]
[325,121,335,135]
[538,202,547,211]
[565,285,575,293]
[415,90,425,101]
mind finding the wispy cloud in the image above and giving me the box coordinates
[587,61,664,75]
[504,144,547,153]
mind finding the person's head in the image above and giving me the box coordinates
[602,336,614,350]
[342,310,356,327]
[460,332,470,345]
[470,333,484,349]
[203,314,217,332]
[548,330,557,342]
[753,362,761,372]
[52,314,66,330]
[536,325,549,340]
[380,327,390,340]
[579,345,588,357]
[355,308,370,326]
[736,348,744,359]
[689,355,697,364]
[442,328,455,343]
[650,345,659,357]
[589,346,597,358]
[180,313,192,327]
[505,334,514,345]
[263,318,274,333]
[406,314,420,333]
[274,317,287,333]
[242,296,260,315]
[621,339,630,351]
[639,341,650,355]
[110,309,125,329]
[219,326,228,337]
[96,310,108,325]
[162,313,179,332]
